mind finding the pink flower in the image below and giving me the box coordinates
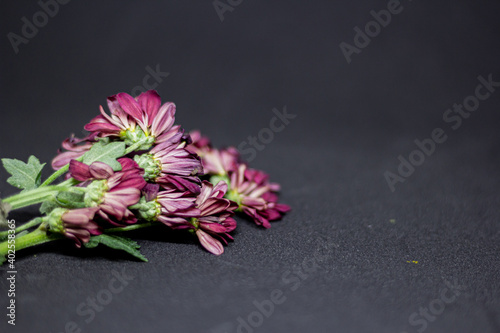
[135,140,203,193]
[201,147,240,176]
[156,186,198,219]
[61,207,101,248]
[131,183,198,225]
[160,181,238,255]
[84,90,183,145]
[228,164,290,228]
[69,158,146,226]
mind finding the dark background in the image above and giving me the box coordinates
[1,1,500,332]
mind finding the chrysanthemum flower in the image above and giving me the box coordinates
[159,181,238,255]
[84,90,183,149]
[201,147,240,176]
[46,207,101,248]
[69,158,146,226]
[134,140,203,193]
[227,164,290,228]
[132,183,198,224]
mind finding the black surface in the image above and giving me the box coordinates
[1,1,500,332]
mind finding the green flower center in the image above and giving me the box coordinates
[84,180,108,207]
[225,189,242,207]
[45,208,67,233]
[188,218,199,234]
[120,128,155,151]
[134,154,162,182]
[131,197,162,221]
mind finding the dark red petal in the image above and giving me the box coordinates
[69,160,91,181]
[116,93,143,121]
[138,90,161,125]
[89,162,114,179]
[84,115,121,133]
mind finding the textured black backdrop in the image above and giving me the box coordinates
[1,1,500,333]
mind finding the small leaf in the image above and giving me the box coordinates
[55,191,86,209]
[40,199,59,215]
[82,141,125,171]
[2,155,46,190]
[84,234,148,262]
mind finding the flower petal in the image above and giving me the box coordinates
[116,92,143,121]
[89,161,114,179]
[138,90,161,126]
[69,160,91,181]
[196,229,224,255]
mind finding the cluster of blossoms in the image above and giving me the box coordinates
[43,90,289,255]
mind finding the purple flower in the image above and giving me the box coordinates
[156,186,198,219]
[61,207,101,248]
[69,158,146,226]
[135,141,203,193]
[228,164,290,228]
[131,183,197,225]
[160,181,238,255]
[201,147,240,176]
[84,90,183,145]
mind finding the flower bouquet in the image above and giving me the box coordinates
[0,91,290,264]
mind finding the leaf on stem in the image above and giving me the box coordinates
[0,199,11,228]
[81,141,125,171]
[1,155,46,190]
[40,199,59,215]
[84,234,148,262]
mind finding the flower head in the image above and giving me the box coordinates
[160,181,238,255]
[84,90,183,149]
[134,140,203,193]
[201,147,240,176]
[132,183,198,225]
[46,207,101,248]
[69,158,146,226]
[227,164,290,228]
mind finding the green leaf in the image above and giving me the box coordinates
[40,199,59,215]
[55,191,86,209]
[2,155,46,190]
[0,199,11,228]
[81,141,125,171]
[84,234,148,262]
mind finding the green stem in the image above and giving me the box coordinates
[0,228,63,263]
[105,222,156,233]
[124,138,149,155]
[3,185,68,210]
[0,218,42,240]
[40,164,71,187]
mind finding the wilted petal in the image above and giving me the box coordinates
[196,229,224,255]
[116,92,143,122]
[138,90,161,125]
[84,115,121,133]
[69,160,91,181]
[143,183,160,202]
[151,102,175,137]
[89,161,114,179]
[52,151,86,170]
